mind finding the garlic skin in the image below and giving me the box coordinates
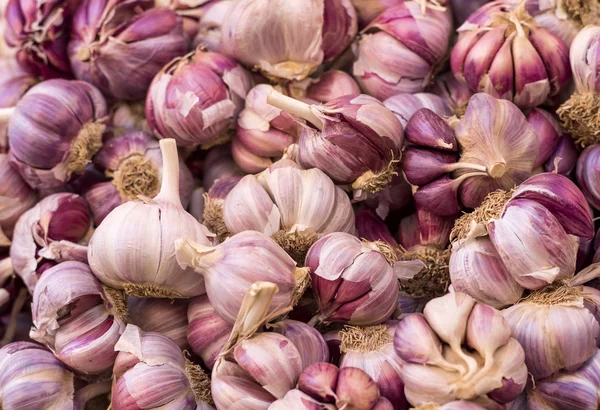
[353,3,453,100]
[544,133,578,176]
[356,208,400,251]
[3,0,73,78]
[109,101,150,136]
[86,131,195,225]
[0,153,37,241]
[187,294,232,369]
[350,0,406,27]
[112,325,214,410]
[30,261,126,375]
[395,289,528,408]
[176,231,301,324]
[383,92,451,128]
[0,342,75,409]
[503,283,600,380]
[526,108,562,167]
[146,49,253,147]
[576,144,600,211]
[8,79,108,189]
[305,233,399,325]
[337,322,408,410]
[194,0,234,53]
[451,2,571,108]
[202,143,244,191]
[11,193,92,293]
[68,0,188,101]
[128,297,189,349]
[557,25,600,147]
[222,0,357,82]
[288,70,361,104]
[431,71,474,117]
[270,320,330,369]
[223,160,355,263]
[88,139,214,299]
[525,348,600,409]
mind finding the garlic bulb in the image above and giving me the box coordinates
[233,84,302,173]
[176,231,306,324]
[305,232,399,325]
[68,0,187,101]
[202,175,242,242]
[353,2,452,100]
[146,49,253,147]
[503,273,600,380]
[576,144,600,211]
[351,0,407,27]
[544,133,578,176]
[222,0,357,82]
[267,92,404,196]
[406,93,539,214]
[187,294,233,369]
[30,261,126,374]
[128,297,189,349]
[525,349,600,409]
[521,0,600,46]
[194,0,234,53]
[3,0,73,78]
[383,92,451,128]
[356,208,400,251]
[451,2,571,108]
[0,342,76,409]
[112,325,213,410]
[11,193,93,293]
[335,322,408,410]
[395,289,528,408]
[557,25,600,147]
[7,79,108,189]
[223,160,355,263]
[526,108,562,167]
[85,131,194,225]
[431,71,474,117]
[88,139,214,299]
[270,319,330,369]
[0,153,37,241]
[202,143,244,190]
[287,70,361,103]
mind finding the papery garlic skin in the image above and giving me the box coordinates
[306,233,399,325]
[223,161,355,263]
[110,101,150,136]
[176,231,299,324]
[146,49,253,147]
[8,79,108,189]
[526,108,562,167]
[395,290,528,408]
[0,342,76,409]
[431,71,474,117]
[576,144,600,211]
[452,1,571,109]
[3,0,74,78]
[128,297,189,349]
[222,0,357,81]
[194,0,234,53]
[0,154,37,240]
[86,131,194,225]
[69,0,188,101]
[289,70,361,104]
[383,93,451,128]
[202,143,244,190]
[503,285,600,380]
[11,193,92,293]
[31,261,125,374]
[112,325,213,410]
[271,320,330,369]
[88,139,213,299]
[353,3,453,100]
[544,133,578,176]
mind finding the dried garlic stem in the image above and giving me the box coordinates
[66,121,106,174]
[186,359,213,405]
[202,195,230,242]
[155,138,182,206]
[266,90,324,130]
[557,92,600,148]
[352,155,400,194]
[444,162,488,173]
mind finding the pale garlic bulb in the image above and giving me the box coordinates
[394,289,528,408]
[222,159,355,264]
[88,139,214,299]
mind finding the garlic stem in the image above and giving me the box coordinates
[444,162,488,173]
[266,90,324,131]
[488,162,507,178]
[155,138,182,206]
[452,171,489,188]
[0,106,15,123]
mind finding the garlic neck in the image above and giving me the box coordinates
[488,162,507,178]
[339,324,391,353]
[266,90,323,130]
[155,139,182,207]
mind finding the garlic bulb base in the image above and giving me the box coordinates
[272,230,316,265]
[557,91,600,148]
[102,286,128,321]
[292,267,311,307]
[111,154,159,201]
[451,189,513,242]
[122,282,184,299]
[339,324,391,353]
[66,121,106,175]
[399,246,451,299]
[202,194,230,242]
[185,358,213,405]
[351,158,399,195]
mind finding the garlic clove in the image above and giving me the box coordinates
[128,298,189,349]
[402,148,459,186]
[482,33,515,101]
[269,389,334,410]
[394,313,447,368]
[423,289,475,348]
[335,366,380,410]
[298,362,339,403]
[526,108,562,167]
[401,362,457,406]
[511,33,550,108]
[212,360,276,410]
[489,199,578,289]
[576,144,600,212]
[466,303,512,361]
[528,26,571,96]
[414,176,464,217]
[510,172,594,239]
[356,209,399,251]
[462,25,507,92]
[270,320,329,369]
[404,108,457,151]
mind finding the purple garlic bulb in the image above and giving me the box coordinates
[8,79,108,189]
[353,2,453,100]
[576,144,600,211]
[384,92,451,128]
[0,153,37,242]
[68,0,188,101]
[146,49,253,147]
[128,297,189,349]
[202,143,244,190]
[431,71,474,117]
